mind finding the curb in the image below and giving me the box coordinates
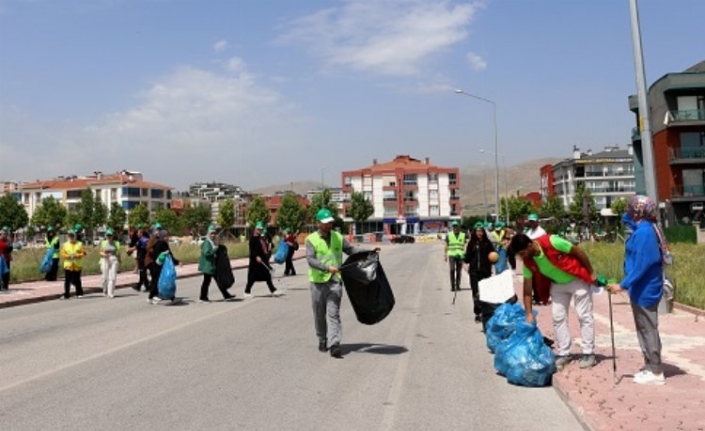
[673,301,705,317]
[552,377,597,431]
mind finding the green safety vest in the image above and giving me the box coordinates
[45,236,60,259]
[307,231,343,283]
[447,231,466,258]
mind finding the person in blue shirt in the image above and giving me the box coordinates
[607,195,666,386]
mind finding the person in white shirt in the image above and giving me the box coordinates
[526,213,547,239]
[525,213,549,305]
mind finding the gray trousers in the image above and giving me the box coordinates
[310,279,343,348]
[448,257,463,290]
[631,301,663,374]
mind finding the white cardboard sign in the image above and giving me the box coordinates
[479,271,515,304]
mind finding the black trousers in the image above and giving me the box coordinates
[148,263,162,299]
[448,257,463,291]
[135,259,149,290]
[199,274,232,300]
[45,258,60,281]
[245,272,276,294]
[284,247,296,275]
[1,260,10,290]
[63,269,83,298]
[469,271,491,316]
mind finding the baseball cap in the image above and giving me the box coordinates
[528,214,539,222]
[473,222,484,229]
[451,221,459,227]
[106,228,114,236]
[316,208,335,223]
[255,221,264,230]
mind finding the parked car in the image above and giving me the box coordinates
[391,235,415,244]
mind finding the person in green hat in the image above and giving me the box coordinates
[60,230,85,299]
[198,225,236,302]
[99,228,121,298]
[526,214,546,239]
[306,208,379,358]
[444,220,466,292]
[44,227,61,281]
[283,227,299,276]
[244,221,282,298]
[490,221,508,274]
[148,227,180,304]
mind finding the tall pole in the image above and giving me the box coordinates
[321,167,326,189]
[629,0,658,201]
[482,163,488,222]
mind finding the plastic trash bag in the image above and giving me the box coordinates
[39,248,54,274]
[494,320,556,387]
[339,251,394,325]
[485,302,525,353]
[273,240,289,264]
[158,255,177,299]
[0,256,8,276]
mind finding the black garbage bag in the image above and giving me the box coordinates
[215,244,235,289]
[339,251,395,325]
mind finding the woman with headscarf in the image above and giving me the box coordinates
[198,226,236,302]
[464,222,496,323]
[244,221,282,298]
[607,195,668,385]
[148,228,180,304]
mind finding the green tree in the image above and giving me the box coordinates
[217,198,236,236]
[540,195,566,220]
[308,188,339,223]
[30,196,67,230]
[155,207,181,235]
[568,183,597,224]
[107,202,127,233]
[128,203,151,228]
[181,204,212,235]
[275,193,307,233]
[0,193,29,231]
[75,188,96,235]
[501,195,535,225]
[92,199,108,232]
[347,191,374,223]
[610,197,628,217]
[64,209,81,232]
[246,195,269,228]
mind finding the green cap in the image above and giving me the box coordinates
[47,226,54,232]
[473,222,484,229]
[495,222,505,229]
[154,222,163,230]
[207,225,216,234]
[451,221,459,227]
[68,229,76,236]
[255,221,264,230]
[74,223,83,231]
[1,225,9,232]
[316,208,335,223]
[527,214,539,222]
[106,228,114,236]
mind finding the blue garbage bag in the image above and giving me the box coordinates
[494,248,508,274]
[494,320,556,387]
[273,240,289,264]
[158,255,177,299]
[485,302,525,353]
[0,256,8,276]
[39,248,54,274]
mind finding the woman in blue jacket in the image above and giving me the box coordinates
[607,195,666,385]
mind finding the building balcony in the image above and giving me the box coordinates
[671,184,705,201]
[587,186,636,194]
[631,127,641,142]
[669,147,705,165]
[667,109,705,125]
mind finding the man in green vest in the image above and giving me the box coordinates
[306,208,378,359]
[444,221,466,291]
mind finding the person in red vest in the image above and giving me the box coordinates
[508,233,598,371]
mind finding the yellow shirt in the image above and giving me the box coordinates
[61,241,85,271]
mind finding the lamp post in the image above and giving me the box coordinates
[321,167,326,189]
[455,89,499,223]
[482,162,488,222]
[480,149,507,223]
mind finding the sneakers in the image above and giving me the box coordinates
[108,294,114,299]
[223,295,237,302]
[198,298,211,303]
[271,290,285,297]
[330,343,342,358]
[633,370,666,385]
[59,296,68,300]
[555,355,572,371]
[244,293,252,299]
[318,340,328,352]
[77,295,84,298]
[150,297,162,305]
[579,354,597,369]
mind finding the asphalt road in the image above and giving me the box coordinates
[0,243,582,431]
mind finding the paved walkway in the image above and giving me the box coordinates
[512,273,705,431]
[2,253,703,431]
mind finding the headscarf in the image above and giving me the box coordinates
[626,195,658,223]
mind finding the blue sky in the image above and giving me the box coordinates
[1,0,703,190]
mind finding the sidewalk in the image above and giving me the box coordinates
[0,251,307,308]
[512,274,705,431]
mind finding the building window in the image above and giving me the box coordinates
[383,191,397,201]
[429,205,439,216]
[363,191,372,201]
[122,187,140,198]
[344,176,352,186]
[122,200,140,210]
[141,188,149,197]
[403,174,417,186]
[429,190,438,200]
[448,173,457,185]
[428,173,438,183]
[404,191,416,201]
[151,189,164,199]
[66,190,82,199]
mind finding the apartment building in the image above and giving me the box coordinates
[540,145,636,211]
[17,170,172,220]
[341,155,460,234]
[629,60,705,221]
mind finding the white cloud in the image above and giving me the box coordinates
[465,51,487,71]
[212,39,228,53]
[278,0,480,76]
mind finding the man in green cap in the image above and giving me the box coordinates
[244,221,282,298]
[526,213,546,240]
[44,227,61,281]
[306,208,378,358]
[444,220,466,292]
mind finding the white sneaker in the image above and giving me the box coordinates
[244,293,252,299]
[271,290,284,297]
[150,297,162,305]
[108,294,114,299]
[633,370,665,385]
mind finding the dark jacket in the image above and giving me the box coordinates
[152,239,179,266]
[464,237,495,276]
[248,234,272,282]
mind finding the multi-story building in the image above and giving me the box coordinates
[629,60,705,221]
[188,182,246,202]
[341,155,460,234]
[305,187,348,214]
[17,170,172,220]
[540,145,636,211]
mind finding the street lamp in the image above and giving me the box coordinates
[455,89,500,223]
[480,148,507,223]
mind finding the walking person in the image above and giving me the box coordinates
[444,221,466,292]
[306,208,378,358]
[508,233,598,371]
[99,228,121,298]
[198,226,236,302]
[60,230,85,300]
[525,213,550,305]
[607,196,668,385]
[129,225,150,291]
[144,223,161,300]
[44,227,61,281]
[0,227,13,290]
[464,222,496,323]
[283,228,298,276]
[148,228,180,304]
[244,221,283,298]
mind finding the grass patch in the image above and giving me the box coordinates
[7,242,250,284]
[580,242,705,310]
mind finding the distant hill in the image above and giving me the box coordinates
[460,158,561,215]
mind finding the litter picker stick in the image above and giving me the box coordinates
[608,291,618,384]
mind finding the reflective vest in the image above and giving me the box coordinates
[45,236,60,259]
[61,241,84,271]
[446,232,466,258]
[307,231,343,283]
[491,229,506,249]
[100,240,121,255]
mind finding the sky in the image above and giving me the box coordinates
[1,0,704,191]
